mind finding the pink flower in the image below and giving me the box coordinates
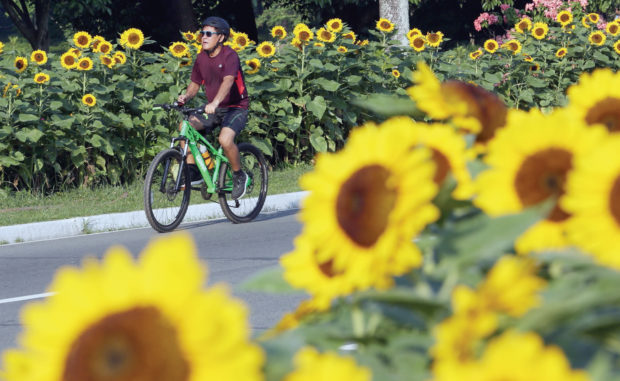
[525,3,534,11]
[500,3,511,11]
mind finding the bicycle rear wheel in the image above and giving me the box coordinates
[218,143,268,223]
[144,148,191,232]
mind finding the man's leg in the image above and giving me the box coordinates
[219,126,248,199]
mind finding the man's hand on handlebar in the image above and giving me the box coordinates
[177,94,190,105]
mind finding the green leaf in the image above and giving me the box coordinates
[353,94,424,118]
[307,96,327,120]
[309,132,327,152]
[526,76,548,88]
[308,58,324,69]
[436,199,553,266]
[313,78,340,92]
[18,113,39,123]
[250,137,273,156]
[237,266,299,293]
[15,128,44,143]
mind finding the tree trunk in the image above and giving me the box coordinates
[379,0,409,46]
[172,0,198,32]
[1,0,51,50]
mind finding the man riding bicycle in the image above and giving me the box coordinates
[177,16,250,199]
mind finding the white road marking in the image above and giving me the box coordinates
[0,292,55,305]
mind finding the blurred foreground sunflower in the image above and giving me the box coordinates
[0,233,264,381]
[474,108,607,254]
[563,135,620,269]
[566,68,620,133]
[284,347,371,381]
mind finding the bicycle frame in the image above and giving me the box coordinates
[172,119,231,194]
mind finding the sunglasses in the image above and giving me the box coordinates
[200,30,221,37]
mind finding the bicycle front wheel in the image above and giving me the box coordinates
[218,143,268,223]
[144,148,191,232]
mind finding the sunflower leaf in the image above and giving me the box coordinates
[353,94,424,118]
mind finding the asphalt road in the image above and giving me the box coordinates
[0,209,305,353]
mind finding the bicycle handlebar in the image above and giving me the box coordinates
[153,102,205,115]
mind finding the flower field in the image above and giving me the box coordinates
[2,6,620,380]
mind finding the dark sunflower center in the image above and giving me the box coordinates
[336,165,397,248]
[609,176,620,226]
[592,34,602,43]
[518,22,528,30]
[63,306,189,381]
[173,45,184,53]
[65,57,75,65]
[610,25,619,34]
[414,38,424,48]
[535,28,544,36]
[249,61,257,70]
[35,53,44,61]
[321,31,331,40]
[508,42,518,51]
[275,29,283,36]
[78,36,88,46]
[100,45,110,53]
[380,21,390,29]
[299,31,310,41]
[80,61,89,69]
[514,148,572,222]
[16,61,24,69]
[431,149,451,185]
[330,22,339,30]
[428,34,439,43]
[129,33,140,44]
[344,34,354,40]
[585,97,620,132]
[560,14,570,22]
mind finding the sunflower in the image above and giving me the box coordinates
[469,49,483,60]
[530,63,540,71]
[588,31,606,46]
[407,62,507,136]
[0,233,265,381]
[256,41,276,58]
[91,35,106,52]
[180,58,192,67]
[556,10,573,26]
[313,42,325,48]
[271,25,287,39]
[426,31,444,47]
[566,68,620,133]
[474,108,606,253]
[69,47,82,57]
[82,93,97,107]
[233,32,250,48]
[293,23,310,35]
[523,54,533,62]
[291,38,303,50]
[73,31,92,48]
[607,21,620,36]
[562,135,620,269]
[281,235,361,306]
[581,15,591,28]
[515,18,532,33]
[342,31,356,42]
[409,120,475,199]
[77,57,93,71]
[30,50,47,65]
[501,39,522,55]
[182,31,196,41]
[556,47,568,58]
[410,36,426,52]
[337,45,348,53]
[531,22,549,39]
[317,27,336,43]
[100,55,115,68]
[113,51,127,65]
[483,39,498,53]
[14,56,27,73]
[356,39,369,46]
[326,18,344,33]
[407,28,422,39]
[60,52,78,69]
[462,331,590,381]
[33,72,50,84]
[120,27,145,50]
[392,69,400,78]
[98,41,113,55]
[169,41,189,58]
[615,40,620,55]
[245,58,260,74]
[298,119,438,290]
[0,41,4,54]
[376,18,394,33]
[284,347,371,381]
[588,12,600,24]
[296,28,314,42]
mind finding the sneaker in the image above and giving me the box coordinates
[231,171,248,199]
[188,164,204,186]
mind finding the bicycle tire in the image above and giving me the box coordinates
[218,143,268,223]
[144,148,191,232]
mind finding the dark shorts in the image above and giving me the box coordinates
[191,107,248,136]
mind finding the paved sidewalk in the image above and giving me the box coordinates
[0,191,308,244]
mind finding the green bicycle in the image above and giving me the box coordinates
[144,102,268,233]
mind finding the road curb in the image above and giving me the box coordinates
[0,191,308,244]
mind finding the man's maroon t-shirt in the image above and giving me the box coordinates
[190,45,249,109]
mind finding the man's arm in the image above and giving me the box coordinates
[204,75,235,114]
[177,81,201,104]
